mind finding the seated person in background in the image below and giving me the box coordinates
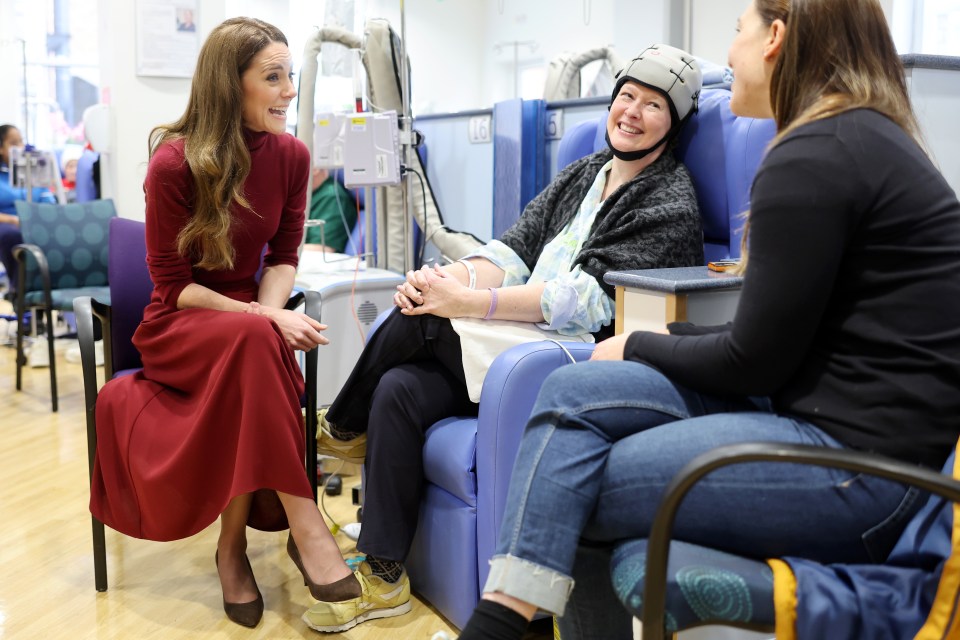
[60,145,83,203]
[62,158,78,189]
[302,44,705,633]
[304,167,358,253]
[0,124,56,296]
[454,1,960,639]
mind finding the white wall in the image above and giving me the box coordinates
[34,0,909,221]
[87,0,672,219]
[96,0,228,220]
[364,0,488,113]
[76,0,676,219]
[360,0,673,114]
[613,0,671,63]
[94,0,490,219]
[95,0,323,221]
[479,0,673,108]
[690,0,896,65]
[908,66,960,194]
[690,0,743,64]
[482,0,616,106]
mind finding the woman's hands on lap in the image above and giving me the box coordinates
[247,302,329,351]
[394,266,430,311]
[395,264,485,319]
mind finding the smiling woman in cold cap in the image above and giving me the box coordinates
[301,44,706,633]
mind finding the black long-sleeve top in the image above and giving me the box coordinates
[625,109,960,469]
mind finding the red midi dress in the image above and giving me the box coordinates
[89,129,313,541]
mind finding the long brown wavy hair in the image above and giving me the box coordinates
[737,0,923,271]
[148,17,288,271]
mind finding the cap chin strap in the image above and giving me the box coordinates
[605,129,669,161]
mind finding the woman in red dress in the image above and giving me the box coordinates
[90,17,362,628]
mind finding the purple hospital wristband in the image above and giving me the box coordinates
[483,287,498,320]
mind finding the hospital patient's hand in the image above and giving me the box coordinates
[590,332,630,361]
[399,264,481,319]
[247,302,329,351]
[393,266,430,310]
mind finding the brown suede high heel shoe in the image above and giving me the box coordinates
[286,534,361,602]
[215,551,264,628]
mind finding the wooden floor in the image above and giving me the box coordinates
[0,303,477,640]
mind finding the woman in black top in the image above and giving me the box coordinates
[454,1,960,639]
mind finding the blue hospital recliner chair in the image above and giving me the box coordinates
[397,88,776,629]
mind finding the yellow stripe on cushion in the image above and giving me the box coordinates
[768,558,798,640]
[914,441,960,640]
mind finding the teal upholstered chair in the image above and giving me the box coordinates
[605,441,960,640]
[12,199,116,411]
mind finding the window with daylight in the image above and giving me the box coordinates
[892,0,960,55]
[1,0,100,151]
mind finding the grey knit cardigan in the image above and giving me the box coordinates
[498,148,703,337]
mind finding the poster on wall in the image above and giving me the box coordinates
[136,0,199,78]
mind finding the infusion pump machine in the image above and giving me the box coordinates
[313,110,402,188]
[301,108,405,404]
[294,251,404,406]
[9,146,66,203]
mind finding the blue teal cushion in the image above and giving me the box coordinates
[22,286,110,311]
[14,199,116,295]
[611,539,776,634]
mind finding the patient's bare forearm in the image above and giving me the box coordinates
[482,282,546,322]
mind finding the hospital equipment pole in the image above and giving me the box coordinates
[399,0,414,273]
[21,39,28,137]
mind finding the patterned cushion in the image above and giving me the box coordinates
[14,199,116,303]
[23,286,110,311]
[611,538,776,634]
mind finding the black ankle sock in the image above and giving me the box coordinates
[365,555,404,583]
[458,599,529,640]
[328,421,363,441]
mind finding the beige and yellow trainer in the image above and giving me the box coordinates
[315,408,366,464]
[302,562,412,633]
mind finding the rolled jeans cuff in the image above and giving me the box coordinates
[483,554,575,616]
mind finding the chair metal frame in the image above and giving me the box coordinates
[11,243,59,410]
[75,290,321,592]
[12,199,117,412]
[641,442,960,640]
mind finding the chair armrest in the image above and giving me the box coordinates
[11,242,52,309]
[75,296,112,484]
[641,442,960,640]
[603,266,744,295]
[475,340,595,587]
[286,288,322,324]
[287,289,322,500]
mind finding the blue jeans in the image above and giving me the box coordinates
[483,360,921,632]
